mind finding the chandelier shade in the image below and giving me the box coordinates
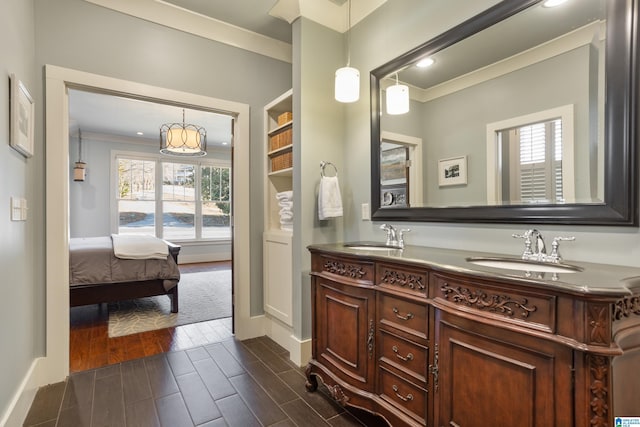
[160,109,207,156]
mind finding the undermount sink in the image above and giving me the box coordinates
[344,242,402,251]
[466,256,583,274]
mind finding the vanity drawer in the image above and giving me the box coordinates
[431,273,557,333]
[378,329,428,385]
[314,255,374,285]
[377,263,427,296]
[378,293,428,340]
[378,366,427,424]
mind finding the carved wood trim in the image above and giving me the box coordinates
[323,260,366,279]
[440,283,537,319]
[327,384,350,406]
[587,304,610,345]
[588,355,610,427]
[380,269,425,290]
[613,296,640,321]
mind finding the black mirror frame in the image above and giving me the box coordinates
[370,0,638,226]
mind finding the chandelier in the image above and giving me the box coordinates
[160,109,207,156]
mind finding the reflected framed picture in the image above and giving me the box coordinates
[10,74,35,158]
[438,155,467,186]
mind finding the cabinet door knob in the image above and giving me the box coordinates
[392,384,414,402]
[393,307,414,321]
[392,345,414,362]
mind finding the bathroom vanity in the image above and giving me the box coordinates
[305,244,640,427]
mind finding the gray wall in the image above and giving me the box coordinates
[294,17,346,339]
[35,0,292,316]
[0,0,41,418]
[344,0,640,267]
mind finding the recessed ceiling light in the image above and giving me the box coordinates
[222,142,228,145]
[542,0,568,7]
[416,57,435,68]
[136,131,144,136]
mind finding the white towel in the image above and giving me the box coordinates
[276,191,293,201]
[279,210,294,220]
[111,234,169,260]
[318,175,343,220]
[278,201,293,209]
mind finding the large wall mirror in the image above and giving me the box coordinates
[370,0,638,225]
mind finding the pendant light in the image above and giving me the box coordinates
[386,73,410,115]
[335,0,359,103]
[160,109,207,156]
[73,129,87,182]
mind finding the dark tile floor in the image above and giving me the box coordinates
[24,336,388,427]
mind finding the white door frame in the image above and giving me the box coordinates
[42,65,255,384]
[380,130,424,205]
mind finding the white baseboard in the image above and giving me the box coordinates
[1,357,46,427]
[263,315,311,368]
[234,314,266,341]
[288,334,312,368]
[178,253,231,264]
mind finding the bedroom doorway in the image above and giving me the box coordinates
[44,65,254,384]
[67,88,236,372]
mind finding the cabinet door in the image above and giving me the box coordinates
[315,278,376,391]
[434,310,573,427]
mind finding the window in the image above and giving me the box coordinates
[511,118,563,203]
[486,105,574,205]
[115,154,230,241]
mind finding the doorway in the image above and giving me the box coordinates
[42,65,254,385]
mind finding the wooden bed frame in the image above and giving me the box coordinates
[69,242,181,313]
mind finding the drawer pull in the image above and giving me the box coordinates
[393,307,414,321]
[392,345,414,362]
[392,384,414,402]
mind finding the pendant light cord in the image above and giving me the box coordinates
[346,0,352,67]
[78,129,83,163]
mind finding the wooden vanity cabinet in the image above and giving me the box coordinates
[306,247,640,427]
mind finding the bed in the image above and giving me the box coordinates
[69,236,181,312]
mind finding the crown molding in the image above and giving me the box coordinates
[83,0,292,63]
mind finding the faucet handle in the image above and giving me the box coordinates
[512,231,534,258]
[398,229,411,248]
[548,236,575,262]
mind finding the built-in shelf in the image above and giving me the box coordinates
[268,167,293,177]
[268,145,292,157]
[268,120,292,136]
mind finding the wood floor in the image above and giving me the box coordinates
[69,261,232,373]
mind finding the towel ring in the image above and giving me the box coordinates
[320,161,338,177]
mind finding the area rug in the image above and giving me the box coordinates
[107,270,231,337]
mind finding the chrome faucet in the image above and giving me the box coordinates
[513,229,575,263]
[380,224,411,248]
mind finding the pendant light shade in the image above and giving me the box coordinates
[335,66,360,103]
[160,109,207,156]
[335,0,359,103]
[73,129,87,182]
[386,73,410,115]
[386,84,410,115]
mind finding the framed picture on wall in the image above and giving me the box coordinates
[10,74,35,158]
[438,155,467,186]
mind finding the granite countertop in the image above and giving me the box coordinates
[308,242,640,298]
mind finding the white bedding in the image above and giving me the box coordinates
[111,234,169,260]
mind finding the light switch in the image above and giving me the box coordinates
[361,203,370,221]
[10,197,27,221]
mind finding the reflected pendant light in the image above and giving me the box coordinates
[160,109,207,156]
[386,73,409,115]
[73,129,87,182]
[335,0,360,103]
